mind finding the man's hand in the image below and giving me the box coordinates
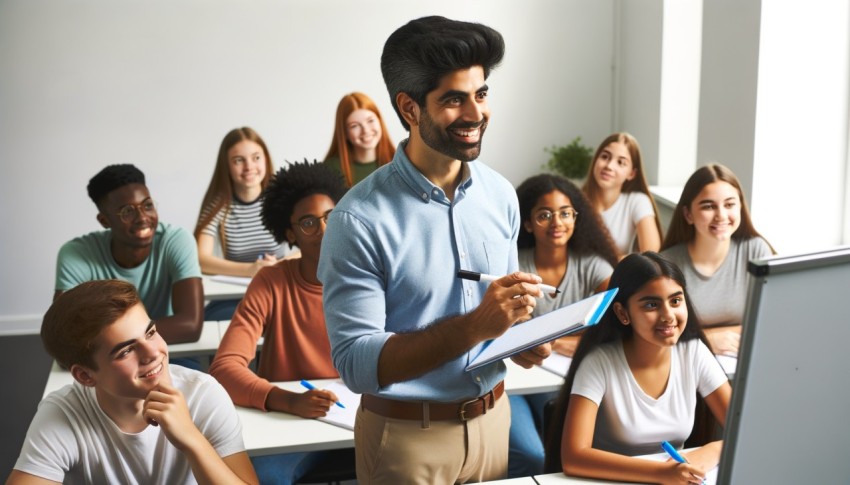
[511,342,552,368]
[468,272,542,342]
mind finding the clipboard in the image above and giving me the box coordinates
[465,288,618,371]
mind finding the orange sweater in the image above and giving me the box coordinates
[209,258,338,410]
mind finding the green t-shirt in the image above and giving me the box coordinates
[55,222,201,319]
[324,156,379,186]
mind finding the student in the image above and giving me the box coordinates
[209,160,347,485]
[195,127,292,321]
[661,163,775,356]
[55,164,203,344]
[318,16,550,484]
[582,133,663,256]
[508,173,620,477]
[8,280,257,484]
[323,92,395,187]
[544,252,732,484]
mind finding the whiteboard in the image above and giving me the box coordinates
[718,245,850,484]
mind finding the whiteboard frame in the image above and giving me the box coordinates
[718,245,850,483]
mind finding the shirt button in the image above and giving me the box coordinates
[421,192,428,200]
[476,376,481,382]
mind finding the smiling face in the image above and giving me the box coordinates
[73,303,170,403]
[417,66,490,162]
[96,183,158,250]
[683,181,741,243]
[592,141,635,191]
[524,190,576,251]
[614,276,688,350]
[345,108,383,158]
[227,139,267,195]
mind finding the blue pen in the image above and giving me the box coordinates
[300,379,345,408]
[661,441,705,484]
[661,441,686,463]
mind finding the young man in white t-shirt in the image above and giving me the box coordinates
[7,280,257,485]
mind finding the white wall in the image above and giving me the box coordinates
[0,0,616,323]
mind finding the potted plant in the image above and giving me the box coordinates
[544,136,594,184]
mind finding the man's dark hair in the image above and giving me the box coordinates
[87,164,146,207]
[261,159,347,247]
[380,15,505,130]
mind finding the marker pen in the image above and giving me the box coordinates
[457,270,561,295]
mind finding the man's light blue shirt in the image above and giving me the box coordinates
[318,141,519,402]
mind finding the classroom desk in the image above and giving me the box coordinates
[240,360,564,457]
[202,274,248,301]
[534,450,718,485]
[481,478,538,484]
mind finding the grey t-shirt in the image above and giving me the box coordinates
[661,237,772,327]
[518,247,613,316]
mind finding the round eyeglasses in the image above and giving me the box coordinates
[292,210,332,236]
[116,199,157,223]
[533,209,578,226]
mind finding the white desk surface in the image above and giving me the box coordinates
[481,478,538,484]
[535,450,718,484]
[241,361,563,456]
[202,274,248,301]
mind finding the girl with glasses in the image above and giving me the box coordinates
[583,133,663,256]
[660,163,775,357]
[209,161,349,485]
[507,173,620,477]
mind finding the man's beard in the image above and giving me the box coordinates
[418,107,487,162]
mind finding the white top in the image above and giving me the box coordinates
[571,339,727,456]
[15,365,245,484]
[600,191,655,255]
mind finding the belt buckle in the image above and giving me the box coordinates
[458,397,480,422]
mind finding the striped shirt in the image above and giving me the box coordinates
[201,196,288,262]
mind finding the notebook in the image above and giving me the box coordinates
[465,288,618,371]
[315,381,360,431]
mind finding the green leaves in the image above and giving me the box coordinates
[545,137,594,180]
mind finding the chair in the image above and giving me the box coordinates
[295,448,356,485]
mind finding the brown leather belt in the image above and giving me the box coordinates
[361,380,504,422]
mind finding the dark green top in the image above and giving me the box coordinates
[324,156,379,186]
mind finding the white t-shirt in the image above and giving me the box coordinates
[13,365,245,484]
[600,192,655,255]
[571,339,727,456]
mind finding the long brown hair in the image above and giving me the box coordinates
[582,133,663,246]
[323,92,395,187]
[516,173,619,268]
[194,127,274,253]
[661,163,774,252]
[543,252,712,473]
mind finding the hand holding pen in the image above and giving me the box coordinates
[300,380,345,408]
[457,270,560,296]
[661,441,707,485]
